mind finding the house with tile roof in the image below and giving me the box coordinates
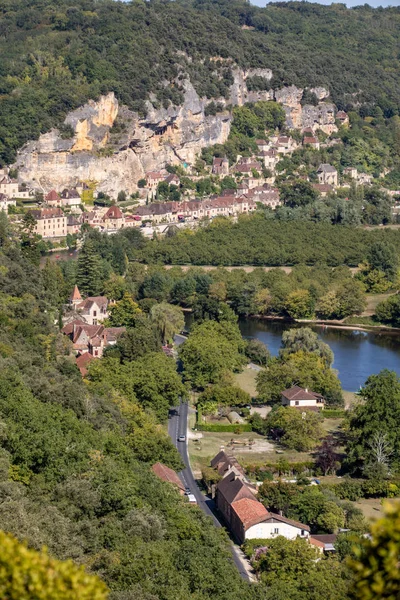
[211,451,246,480]
[45,190,62,207]
[75,352,96,377]
[152,462,185,495]
[216,472,310,544]
[102,205,124,230]
[281,385,325,409]
[29,207,67,238]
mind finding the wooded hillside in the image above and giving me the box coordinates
[0,0,399,164]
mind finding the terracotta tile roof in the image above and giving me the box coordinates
[69,285,82,302]
[45,190,61,202]
[76,353,96,376]
[281,385,323,401]
[303,136,318,144]
[104,205,123,219]
[267,513,310,532]
[30,208,64,219]
[152,462,185,492]
[231,498,269,530]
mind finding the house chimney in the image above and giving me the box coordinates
[305,388,308,393]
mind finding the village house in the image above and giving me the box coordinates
[258,149,279,171]
[60,188,82,211]
[358,172,373,185]
[212,157,229,176]
[281,385,325,409]
[275,136,297,154]
[211,451,246,480]
[102,205,124,230]
[0,193,16,213]
[82,207,104,229]
[66,215,81,235]
[45,190,62,207]
[62,319,125,357]
[312,183,334,198]
[233,157,262,175]
[145,171,165,191]
[152,462,185,495]
[216,472,310,545]
[68,285,109,325]
[0,175,19,198]
[30,207,67,238]
[317,164,338,186]
[336,111,349,127]
[343,167,358,179]
[164,173,181,187]
[303,136,320,150]
[310,534,338,553]
[255,139,269,153]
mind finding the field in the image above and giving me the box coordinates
[362,293,393,317]
[234,368,258,398]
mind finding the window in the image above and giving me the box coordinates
[274,528,279,534]
[94,351,98,357]
[93,311,97,317]
[301,530,306,536]
[295,400,299,406]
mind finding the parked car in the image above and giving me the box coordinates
[178,435,186,442]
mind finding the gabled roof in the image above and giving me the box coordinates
[281,385,323,401]
[211,451,230,469]
[61,188,80,199]
[78,296,108,311]
[317,163,337,173]
[45,190,61,202]
[75,353,96,376]
[231,498,269,530]
[30,208,64,219]
[217,472,255,505]
[104,205,123,219]
[267,513,310,532]
[152,462,185,492]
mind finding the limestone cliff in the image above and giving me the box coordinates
[15,70,337,196]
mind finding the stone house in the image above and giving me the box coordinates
[67,215,81,235]
[68,285,109,325]
[145,171,165,191]
[63,319,125,357]
[317,164,338,186]
[0,176,19,197]
[312,183,334,198]
[303,136,320,150]
[164,173,181,187]
[343,167,358,179]
[60,188,82,211]
[45,190,62,207]
[212,157,229,176]
[255,139,269,152]
[216,472,310,545]
[102,205,124,230]
[211,451,246,481]
[30,207,67,238]
[258,149,279,170]
[281,385,325,409]
[336,111,349,127]
[233,157,262,175]
[275,136,297,154]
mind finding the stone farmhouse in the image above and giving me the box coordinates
[317,164,338,186]
[215,471,310,545]
[212,157,229,176]
[62,320,125,358]
[281,385,325,409]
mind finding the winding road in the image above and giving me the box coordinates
[168,400,253,582]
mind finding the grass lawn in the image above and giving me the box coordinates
[353,497,385,521]
[234,368,258,398]
[343,390,359,409]
[362,293,393,317]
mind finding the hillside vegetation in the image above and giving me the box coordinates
[0,0,400,164]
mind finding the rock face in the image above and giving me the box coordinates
[16,83,231,197]
[15,71,337,196]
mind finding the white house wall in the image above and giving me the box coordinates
[245,522,309,541]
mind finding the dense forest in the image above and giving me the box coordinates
[0,0,400,164]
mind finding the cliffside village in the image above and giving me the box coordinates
[1,112,397,239]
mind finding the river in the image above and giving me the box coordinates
[239,319,400,392]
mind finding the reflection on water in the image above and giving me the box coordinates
[239,319,400,392]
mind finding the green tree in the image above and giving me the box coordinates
[367,240,399,282]
[0,530,108,600]
[107,293,141,327]
[284,290,314,319]
[76,239,104,296]
[346,370,400,474]
[245,339,270,366]
[280,180,318,209]
[280,327,333,366]
[266,406,324,451]
[150,302,184,343]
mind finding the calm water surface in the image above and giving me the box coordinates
[239,319,400,392]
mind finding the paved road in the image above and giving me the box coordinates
[168,400,253,582]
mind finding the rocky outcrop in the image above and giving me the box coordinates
[15,71,337,196]
[15,83,231,197]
